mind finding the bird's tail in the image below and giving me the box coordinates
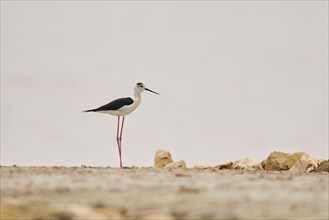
[83,109,95,112]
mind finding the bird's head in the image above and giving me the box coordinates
[135,82,159,95]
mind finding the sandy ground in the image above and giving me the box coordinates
[1,166,328,220]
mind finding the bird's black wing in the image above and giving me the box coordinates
[85,97,134,112]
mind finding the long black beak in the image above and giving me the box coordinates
[145,88,159,95]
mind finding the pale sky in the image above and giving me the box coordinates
[1,1,328,167]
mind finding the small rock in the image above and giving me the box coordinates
[255,163,264,170]
[232,158,258,170]
[260,159,267,169]
[289,153,318,173]
[154,149,174,168]
[263,151,305,171]
[315,160,329,172]
[165,160,186,169]
[263,151,289,171]
[214,161,233,170]
[193,163,212,169]
[286,152,306,168]
[317,159,327,166]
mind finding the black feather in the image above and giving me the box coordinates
[83,109,95,112]
[84,97,134,112]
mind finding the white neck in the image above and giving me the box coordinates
[134,88,142,100]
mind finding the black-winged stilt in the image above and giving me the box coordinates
[84,82,159,168]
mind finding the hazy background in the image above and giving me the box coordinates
[1,1,328,167]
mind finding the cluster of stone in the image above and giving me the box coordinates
[154,150,328,173]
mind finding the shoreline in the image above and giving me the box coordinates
[1,166,328,219]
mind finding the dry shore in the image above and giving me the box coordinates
[1,166,328,219]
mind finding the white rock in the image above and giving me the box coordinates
[289,153,318,173]
[165,160,186,169]
[193,163,212,169]
[232,158,258,170]
[154,149,174,168]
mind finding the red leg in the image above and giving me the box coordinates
[116,116,122,168]
[120,116,125,142]
[118,116,125,167]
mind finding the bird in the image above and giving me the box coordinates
[84,82,159,168]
